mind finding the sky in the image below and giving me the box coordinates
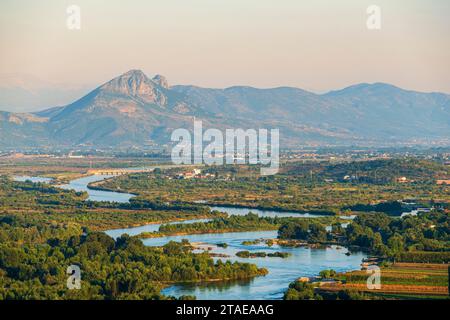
[0,0,449,103]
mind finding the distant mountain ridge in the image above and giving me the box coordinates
[0,73,92,113]
[0,70,449,149]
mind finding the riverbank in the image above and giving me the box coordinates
[204,202,339,216]
[86,177,140,196]
[11,173,367,300]
[88,178,344,217]
[134,226,281,239]
[130,213,350,240]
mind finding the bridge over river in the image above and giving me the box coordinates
[86,168,154,176]
[86,164,198,176]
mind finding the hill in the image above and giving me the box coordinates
[0,70,449,149]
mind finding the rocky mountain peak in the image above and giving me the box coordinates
[101,70,151,95]
[98,70,167,105]
[152,74,169,89]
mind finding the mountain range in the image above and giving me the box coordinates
[0,69,449,149]
[0,73,92,113]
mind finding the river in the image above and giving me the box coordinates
[14,174,366,300]
[60,175,135,203]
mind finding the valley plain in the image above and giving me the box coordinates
[0,153,448,300]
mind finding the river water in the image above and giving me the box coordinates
[14,174,366,300]
[141,231,365,300]
[60,175,135,203]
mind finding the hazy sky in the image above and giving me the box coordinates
[1,0,449,93]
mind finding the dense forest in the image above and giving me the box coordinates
[0,215,267,299]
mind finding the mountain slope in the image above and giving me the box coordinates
[0,111,49,147]
[322,83,450,139]
[0,70,449,149]
[43,70,202,146]
[172,82,450,144]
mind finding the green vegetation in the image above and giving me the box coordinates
[284,262,450,300]
[235,251,291,259]
[236,251,266,258]
[158,213,279,235]
[267,252,291,258]
[278,220,329,243]
[281,211,450,300]
[0,176,268,299]
[135,213,339,238]
[344,211,450,261]
[278,211,450,262]
[315,263,449,300]
[344,201,405,216]
[284,281,324,300]
[97,159,450,215]
[242,240,261,246]
[0,176,223,231]
[284,276,371,300]
[0,215,268,299]
[1,157,449,300]
[319,269,337,279]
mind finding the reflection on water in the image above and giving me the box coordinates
[140,230,366,300]
[15,174,366,300]
[162,238,365,299]
[210,206,356,220]
[166,278,256,298]
[209,206,320,218]
[105,218,212,239]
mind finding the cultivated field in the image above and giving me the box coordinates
[319,263,449,298]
